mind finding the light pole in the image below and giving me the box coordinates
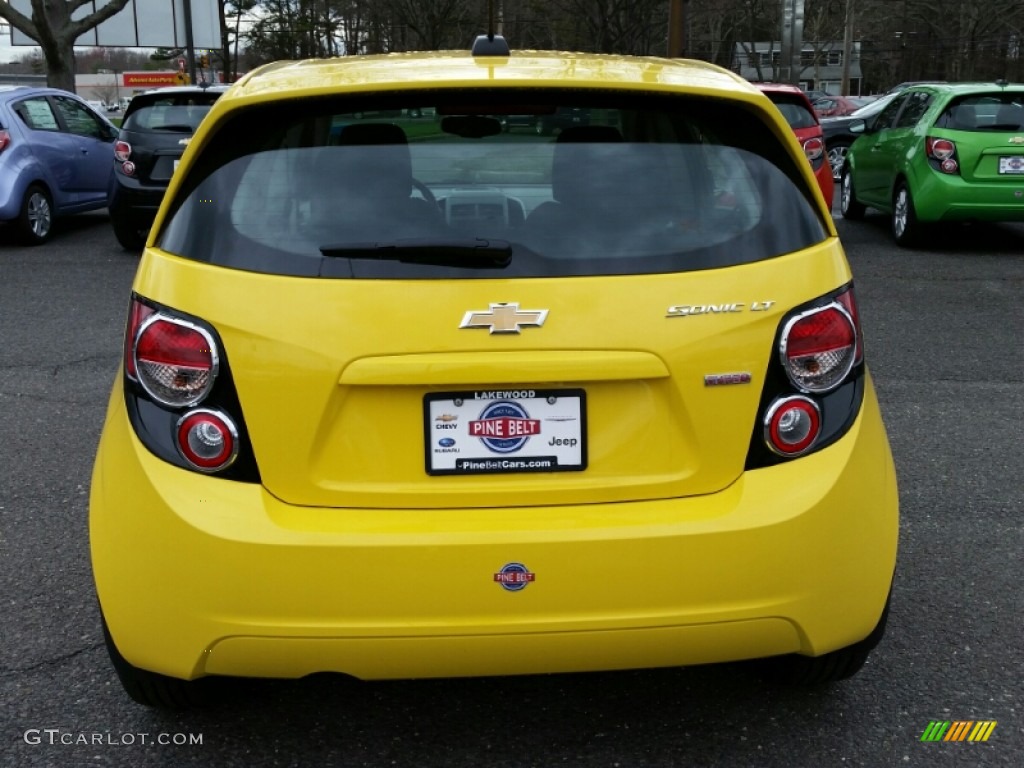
[840,0,855,95]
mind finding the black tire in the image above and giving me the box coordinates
[751,591,891,686]
[891,180,922,247]
[109,205,148,251]
[840,167,866,220]
[17,184,53,245]
[827,141,851,183]
[101,615,211,709]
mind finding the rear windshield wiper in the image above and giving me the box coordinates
[150,124,195,132]
[320,237,512,268]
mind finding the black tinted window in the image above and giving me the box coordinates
[935,92,1024,131]
[159,90,828,279]
[124,93,222,132]
[894,91,932,128]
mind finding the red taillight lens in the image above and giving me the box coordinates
[835,288,864,365]
[926,137,959,174]
[114,140,131,162]
[124,300,155,379]
[926,137,955,160]
[176,409,238,471]
[803,136,824,162]
[764,396,821,456]
[780,302,857,393]
[133,315,218,406]
[0,129,10,153]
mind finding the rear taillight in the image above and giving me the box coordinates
[802,136,824,163]
[748,285,866,467]
[926,137,959,174]
[764,396,821,456]
[123,299,155,379]
[0,129,10,153]
[114,140,131,162]
[835,287,864,364]
[780,302,857,393]
[122,295,258,480]
[133,314,218,407]
[176,409,239,471]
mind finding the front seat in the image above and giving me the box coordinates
[317,122,441,234]
[525,125,677,252]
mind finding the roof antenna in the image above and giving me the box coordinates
[471,0,510,56]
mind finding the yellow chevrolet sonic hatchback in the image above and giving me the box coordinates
[90,37,899,707]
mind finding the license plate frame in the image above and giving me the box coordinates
[424,388,587,476]
[998,156,1024,174]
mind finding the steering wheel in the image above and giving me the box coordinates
[412,178,437,207]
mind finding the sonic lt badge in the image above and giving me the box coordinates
[461,303,548,334]
[666,301,775,317]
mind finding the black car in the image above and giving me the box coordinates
[108,85,228,250]
[499,106,591,135]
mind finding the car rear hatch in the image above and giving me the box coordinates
[137,247,846,510]
[119,95,220,184]
[141,83,843,510]
[937,94,1024,182]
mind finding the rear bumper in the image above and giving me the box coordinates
[914,171,1024,221]
[108,179,164,223]
[91,377,898,681]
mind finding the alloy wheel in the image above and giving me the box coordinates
[28,191,52,239]
[893,187,908,239]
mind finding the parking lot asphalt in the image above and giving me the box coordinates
[1,210,1021,767]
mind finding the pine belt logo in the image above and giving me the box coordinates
[920,720,997,743]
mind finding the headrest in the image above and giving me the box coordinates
[551,126,627,205]
[338,122,409,146]
[996,103,1024,129]
[327,123,412,201]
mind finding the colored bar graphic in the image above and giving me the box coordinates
[920,720,997,742]
[968,721,998,742]
[921,721,950,741]
[944,721,972,741]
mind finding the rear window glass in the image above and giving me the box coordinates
[159,90,828,279]
[124,93,222,132]
[935,93,1024,131]
[765,94,819,130]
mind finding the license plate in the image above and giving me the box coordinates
[424,388,587,475]
[998,156,1024,174]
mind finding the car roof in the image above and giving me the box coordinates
[0,85,72,100]
[754,82,805,96]
[139,85,231,97]
[900,81,1024,96]
[226,50,767,107]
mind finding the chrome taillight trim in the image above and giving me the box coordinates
[778,301,857,394]
[762,395,822,457]
[174,408,240,472]
[132,313,220,407]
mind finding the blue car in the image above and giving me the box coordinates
[0,85,118,244]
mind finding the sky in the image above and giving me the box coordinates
[1,22,30,64]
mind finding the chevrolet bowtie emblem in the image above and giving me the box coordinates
[1009,136,1024,145]
[460,303,549,334]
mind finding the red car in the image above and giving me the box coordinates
[756,83,834,209]
[812,95,870,118]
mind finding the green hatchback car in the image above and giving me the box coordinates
[839,81,1024,246]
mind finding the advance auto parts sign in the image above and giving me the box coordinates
[424,389,587,475]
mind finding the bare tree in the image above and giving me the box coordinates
[382,0,474,51]
[0,0,133,91]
